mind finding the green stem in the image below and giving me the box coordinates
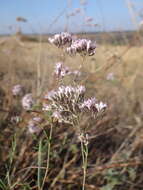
[38,139,42,190]
[81,141,85,166]
[41,123,53,189]
[82,144,88,190]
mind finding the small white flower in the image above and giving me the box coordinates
[80,98,106,114]
[60,66,70,77]
[22,94,34,110]
[72,70,81,77]
[95,102,107,112]
[85,17,93,23]
[80,97,96,110]
[12,84,23,96]
[76,85,86,95]
[44,90,56,100]
[42,103,52,111]
[27,120,41,134]
[11,116,21,123]
[54,62,71,78]
[52,111,63,122]
[32,117,42,123]
[106,73,115,81]
[54,62,63,77]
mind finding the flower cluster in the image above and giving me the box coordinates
[43,85,106,123]
[18,32,106,135]
[48,32,72,47]
[22,94,35,110]
[43,85,86,123]
[80,98,107,116]
[44,85,85,105]
[54,62,81,78]
[12,84,24,96]
[49,32,96,56]
[66,39,96,56]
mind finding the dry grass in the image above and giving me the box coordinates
[0,34,143,190]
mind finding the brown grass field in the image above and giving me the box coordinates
[0,33,143,190]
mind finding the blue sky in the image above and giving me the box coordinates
[0,0,142,34]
